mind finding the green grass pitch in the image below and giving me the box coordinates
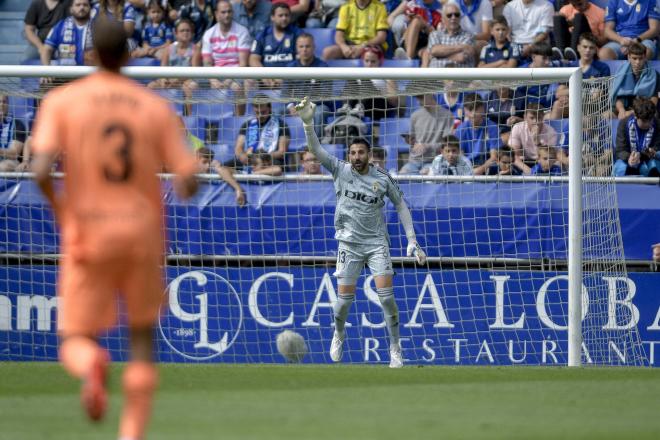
[1,363,660,440]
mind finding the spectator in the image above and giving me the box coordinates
[275,0,312,25]
[250,2,301,89]
[512,42,554,111]
[24,0,72,61]
[455,95,499,173]
[545,84,569,120]
[484,86,516,125]
[281,33,331,136]
[450,0,493,49]
[370,146,387,169]
[233,0,271,37]
[582,114,612,176]
[613,97,660,177]
[201,0,251,115]
[322,0,389,60]
[438,79,465,126]
[230,94,290,170]
[169,0,214,43]
[132,0,173,58]
[250,152,284,176]
[599,0,660,60]
[567,32,610,79]
[478,15,519,68]
[554,0,606,58]
[339,45,401,130]
[148,18,201,115]
[388,0,442,60]
[486,145,525,175]
[299,148,323,174]
[0,94,29,172]
[426,3,475,68]
[306,0,345,29]
[502,0,554,60]
[610,41,660,120]
[530,145,563,175]
[41,0,92,66]
[428,134,474,176]
[92,0,137,39]
[509,101,558,166]
[399,92,454,175]
[195,146,247,206]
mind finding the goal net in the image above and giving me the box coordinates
[0,66,649,366]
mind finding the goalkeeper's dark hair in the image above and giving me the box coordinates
[349,137,371,151]
[92,16,128,71]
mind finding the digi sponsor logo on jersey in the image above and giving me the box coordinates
[264,53,294,63]
[159,270,243,360]
[343,189,383,204]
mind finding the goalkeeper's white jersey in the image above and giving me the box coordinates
[323,154,404,246]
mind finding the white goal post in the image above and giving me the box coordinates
[0,65,648,367]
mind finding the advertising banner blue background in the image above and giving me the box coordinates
[1,266,659,366]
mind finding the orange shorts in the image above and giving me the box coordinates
[57,254,164,337]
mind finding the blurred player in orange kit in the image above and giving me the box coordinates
[30,17,199,440]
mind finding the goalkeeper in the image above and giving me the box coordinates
[296,97,427,368]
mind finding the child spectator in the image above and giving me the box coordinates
[478,15,519,68]
[486,145,525,175]
[133,1,173,58]
[610,42,660,120]
[299,148,323,175]
[196,147,247,206]
[545,84,569,120]
[509,101,558,166]
[530,146,563,175]
[613,97,660,177]
[428,134,474,176]
[567,32,610,79]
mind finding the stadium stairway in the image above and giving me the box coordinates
[0,0,29,65]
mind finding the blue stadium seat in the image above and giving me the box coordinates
[326,59,361,68]
[207,143,235,163]
[322,143,345,160]
[284,116,306,150]
[127,57,160,66]
[205,115,250,146]
[601,60,626,75]
[191,89,235,119]
[382,59,420,68]
[378,117,411,152]
[303,28,335,59]
[7,96,34,121]
[547,119,569,149]
[380,144,400,173]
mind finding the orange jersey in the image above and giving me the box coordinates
[32,71,198,263]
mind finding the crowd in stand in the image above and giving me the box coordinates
[4,0,660,180]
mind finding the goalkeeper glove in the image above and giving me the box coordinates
[407,241,427,265]
[295,97,316,125]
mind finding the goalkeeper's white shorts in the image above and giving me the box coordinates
[333,241,394,283]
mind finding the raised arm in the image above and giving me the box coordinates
[295,97,337,172]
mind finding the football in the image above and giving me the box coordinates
[276,330,308,363]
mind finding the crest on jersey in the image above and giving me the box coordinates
[373,182,380,192]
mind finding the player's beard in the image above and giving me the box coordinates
[351,159,367,173]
